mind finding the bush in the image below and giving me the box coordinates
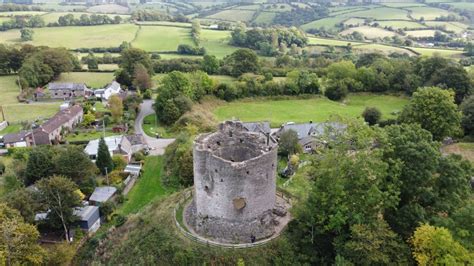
[0,161,5,175]
[112,213,127,227]
[163,133,193,187]
[132,151,145,162]
[100,201,116,221]
[112,155,127,171]
[325,80,349,101]
[362,107,382,125]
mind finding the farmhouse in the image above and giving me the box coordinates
[274,122,345,153]
[94,81,122,101]
[48,82,92,99]
[32,105,84,145]
[84,135,132,162]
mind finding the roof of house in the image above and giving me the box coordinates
[48,83,87,91]
[104,81,121,92]
[89,186,117,203]
[126,134,146,146]
[277,122,345,140]
[84,135,131,157]
[242,121,271,134]
[34,105,83,134]
[3,130,30,144]
[73,205,99,221]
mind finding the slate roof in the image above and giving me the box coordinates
[89,186,117,203]
[277,122,345,140]
[126,134,146,146]
[34,105,83,134]
[3,130,30,144]
[124,164,141,176]
[84,135,132,157]
[74,205,99,221]
[105,81,121,92]
[48,83,87,91]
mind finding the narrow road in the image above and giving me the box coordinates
[135,100,175,155]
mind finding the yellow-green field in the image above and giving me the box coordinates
[340,26,398,39]
[409,47,464,57]
[407,6,455,20]
[200,29,237,58]
[405,29,437,38]
[375,20,426,29]
[57,72,115,88]
[206,9,256,22]
[308,37,366,46]
[354,44,416,56]
[132,25,193,52]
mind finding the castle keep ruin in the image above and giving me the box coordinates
[184,121,288,244]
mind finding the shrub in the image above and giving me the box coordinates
[112,213,127,227]
[362,107,382,125]
[325,80,349,101]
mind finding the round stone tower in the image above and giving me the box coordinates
[186,121,278,243]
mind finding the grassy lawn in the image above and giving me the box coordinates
[65,130,118,142]
[0,124,22,135]
[213,94,408,127]
[119,156,175,215]
[0,24,138,49]
[0,75,21,106]
[3,103,61,122]
[57,72,114,88]
[206,9,256,22]
[142,114,173,138]
[132,25,194,52]
[340,26,398,39]
[201,29,237,59]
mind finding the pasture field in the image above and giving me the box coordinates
[3,103,61,122]
[407,6,454,20]
[424,21,468,34]
[343,18,365,26]
[409,47,464,57]
[213,94,408,127]
[446,2,474,12]
[354,44,416,56]
[307,37,366,46]
[0,24,138,49]
[381,3,427,8]
[349,7,410,20]
[132,25,193,52]
[329,7,367,16]
[233,4,261,10]
[405,29,437,38]
[136,21,191,27]
[206,9,255,22]
[253,11,277,24]
[0,76,21,106]
[86,4,129,14]
[200,29,237,58]
[119,156,176,215]
[442,142,474,162]
[340,26,398,39]
[57,72,114,88]
[375,20,426,29]
[0,11,46,16]
[301,16,346,31]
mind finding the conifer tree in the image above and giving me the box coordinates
[96,137,113,176]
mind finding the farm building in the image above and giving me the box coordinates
[1,130,33,148]
[89,186,117,205]
[47,83,93,99]
[32,105,84,145]
[273,122,345,153]
[74,205,101,233]
[84,135,132,162]
[94,81,122,101]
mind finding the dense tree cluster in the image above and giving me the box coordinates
[130,10,189,23]
[272,6,329,26]
[115,47,154,87]
[50,13,122,27]
[0,15,44,31]
[176,44,206,55]
[230,25,308,56]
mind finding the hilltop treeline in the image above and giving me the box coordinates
[230,25,308,56]
[131,10,190,23]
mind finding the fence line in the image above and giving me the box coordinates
[173,189,290,249]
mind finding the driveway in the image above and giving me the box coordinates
[135,100,175,155]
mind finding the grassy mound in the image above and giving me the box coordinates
[75,190,295,265]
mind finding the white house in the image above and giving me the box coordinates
[84,135,132,163]
[95,81,122,101]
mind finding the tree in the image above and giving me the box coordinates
[20,28,33,41]
[163,133,194,187]
[118,48,153,86]
[85,53,98,70]
[201,54,219,74]
[362,107,381,125]
[410,224,472,265]
[278,129,301,156]
[224,49,259,77]
[36,175,82,242]
[53,146,97,184]
[24,147,55,185]
[112,154,127,171]
[82,112,95,127]
[4,188,37,223]
[132,63,152,90]
[399,87,461,140]
[324,79,349,101]
[96,137,113,176]
[108,94,123,123]
[0,203,45,265]
[460,95,474,136]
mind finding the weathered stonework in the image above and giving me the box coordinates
[186,121,279,243]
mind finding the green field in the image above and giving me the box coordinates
[381,3,427,8]
[213,94,408,127]
[207,9,256,22]
[446,2,474,12]
[0,76,21,106]
[354,44,416,56]
[375,20,426,29]
[407,6,454,20]
[3,103,61,122]
[0,124,22,135]
[142,114,173,138]
[262,3,292,12]
[307,37,366,47]
[119,156,176,215]
[349,7,410,20]
[132,25,193,52]
[343,18,365,26]
[254,11,277,24]
[340,26,398,39]
[405,29,437,38]
[57,72,114,88]
[200,29,237,58]
[424,21,468,34]
[409,47,464,57]
[0,24,138,49]
[302,16,346,31]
